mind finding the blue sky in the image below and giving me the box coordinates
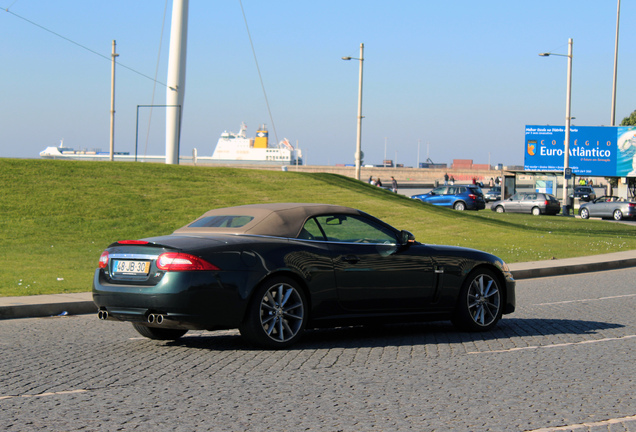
[1,0,634,167]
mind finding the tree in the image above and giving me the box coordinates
[620,109,636,126]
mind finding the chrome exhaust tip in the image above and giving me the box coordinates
[147,314,156,324]
[97,310,109,320]
[156,314,164,325]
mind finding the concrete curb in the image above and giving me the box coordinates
[0,293,96,320]
[2,250,635,320]
[507,250,636,280]
[509,256,636,280]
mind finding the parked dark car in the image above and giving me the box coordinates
[490,192,561,216]
[579,196,636,220]
[93,203,515,349]
[484,186,501,202]
[411,185,486,211]
[570,186,597,202]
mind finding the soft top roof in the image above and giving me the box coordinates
[173,203,366,238]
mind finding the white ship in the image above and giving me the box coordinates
[39,123,302,165]
[39,140,148,160]
[210,123,302,165]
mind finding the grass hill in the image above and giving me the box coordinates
[1,158,635,297]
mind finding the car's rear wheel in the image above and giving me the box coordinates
[613,209,623,220]
[454,201,466,211]
[132,323,188,340]
[580,208,590,219]
[239,277,307,349]
[452,268,503,332]
[531,206,541,216]
[495,205,505,213]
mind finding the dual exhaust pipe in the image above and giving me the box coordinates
[97,310,167,325]
[147,313,166,325]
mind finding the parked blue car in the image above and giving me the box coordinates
[412,185,486,211]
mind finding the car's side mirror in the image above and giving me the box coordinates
[400,230,416,246]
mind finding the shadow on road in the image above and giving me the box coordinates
[164,317,624,352]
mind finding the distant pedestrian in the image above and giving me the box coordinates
[368,176,373,184]
[376,178,382,187]
[489,177,494,188]
[450,176,455,185]
[391,176,398,193]
[444,173,449,185]
[370,177,376,186]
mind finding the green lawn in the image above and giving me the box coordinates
[1,158,634,297]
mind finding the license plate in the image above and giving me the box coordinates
[113,260,150,275]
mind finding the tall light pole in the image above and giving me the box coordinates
[342,43,364,181]
[109,40,119,162]
[540,38,573,216]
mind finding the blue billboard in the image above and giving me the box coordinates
[524,125,636,177]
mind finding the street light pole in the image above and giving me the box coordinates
[342,43,364,181]
[539,38,573,216]
[109,40,119,162]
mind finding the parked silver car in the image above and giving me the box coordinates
[490,192,561,216]
[579,196,636,220]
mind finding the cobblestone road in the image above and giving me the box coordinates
[1,268,635,431]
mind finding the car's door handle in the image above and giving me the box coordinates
[342,255,360,264]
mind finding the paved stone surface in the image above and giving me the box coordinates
[1,268,634,431]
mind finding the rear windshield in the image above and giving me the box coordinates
[189,215,254,228]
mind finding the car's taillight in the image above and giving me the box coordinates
[469,194,476,200]
[156,252,220,272]
[545,200,549,206]
[117,240,149,245]
[99,251,109,269]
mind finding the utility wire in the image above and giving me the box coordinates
[2,8,168,88]
[239,0,279,145]
[144,0,170,158]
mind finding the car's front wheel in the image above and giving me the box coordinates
[495,205,505,213]
[452,269,503,332]
[132,323,188,340]
[454,201,466,211]
[239,277,308,349]
[614,209,623,220]
[580,208,590,219]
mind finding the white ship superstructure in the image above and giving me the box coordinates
[211,123,302,164]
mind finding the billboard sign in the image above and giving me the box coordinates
[524,125,636,177]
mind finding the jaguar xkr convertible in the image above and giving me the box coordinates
[93,203,515,348]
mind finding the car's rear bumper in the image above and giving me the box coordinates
[92,269,256,330]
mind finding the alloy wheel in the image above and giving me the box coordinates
[466,273,501,327]
[259,282,305,343]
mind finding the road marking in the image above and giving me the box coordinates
[0,389,87,400]
[468,334,636,354]
[533,293,636,306]
[525,414,636,431]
